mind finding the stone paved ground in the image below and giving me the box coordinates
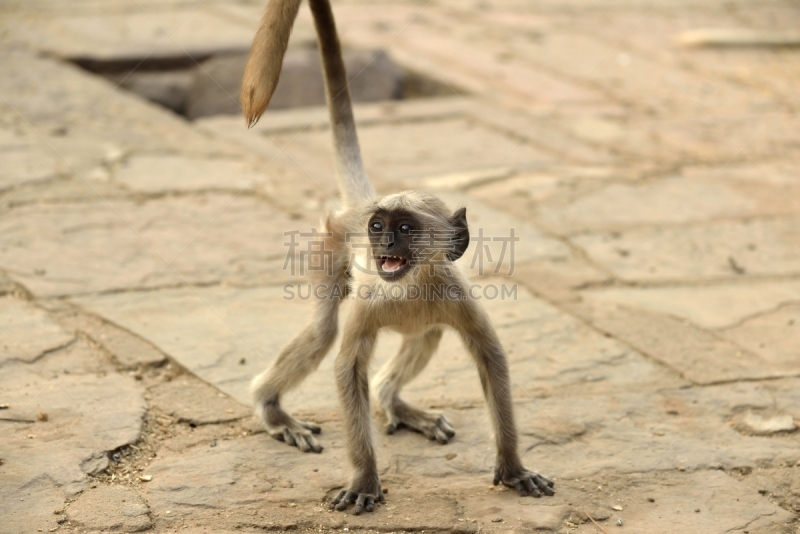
[1,0,799,533]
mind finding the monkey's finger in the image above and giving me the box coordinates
[365,496,375,512]
[514,481,528,497]
[334,491,356,511]
[300,421,322,434]
[536,473,555,488]
[332,490,347,507]
[354,494,368,515]
[377,490,386,502]
[294,434,311,452]
[438,417,456,438]
[523,477,542,498]
[283,428,297,447]
[306,435,324,454]
[493,472,501,485]
[386,422,398,435]
[433,426,450,444]
[533,475,555,496]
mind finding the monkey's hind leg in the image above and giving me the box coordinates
[251,296,340,453]
[372,327,455,444]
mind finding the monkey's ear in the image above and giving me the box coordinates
[447,207,470,261]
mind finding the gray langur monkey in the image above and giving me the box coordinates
[241,0,555,515]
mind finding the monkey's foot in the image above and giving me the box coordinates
[332,479,384,515]
[384,400,455,444]
[256,402,323,453]
[493,465,555,497]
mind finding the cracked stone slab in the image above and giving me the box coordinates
[576,282,800,383]
[141,419,554,532]
[139,383,799,532]
[0,476,66,534]
[537,175,777,233]
[0,194,297,297]
[1,175,132,209]
[67,485,152,532]
[571,217,800,283]
[467,170,590,224]
[583,281,800,330]
[521,379,800,481]
[147,376,250,425]
[0,367,145,529]
[573,301,783,384]
[722,303,800,379]
[560,470,795,534]
[271,118,554,191]
[51,306,166,368]
[0,51,238,158]
[0,297,75,365]
[72,286,314,407]
[73,281,682,411]
[115,155,273,194]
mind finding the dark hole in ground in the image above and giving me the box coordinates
[72,43,458,120]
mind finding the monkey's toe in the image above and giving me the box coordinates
[331,487,383,514]
[299,420,322,434]
[494,467,555,497]
[270,426,323,453]
[385,404,456,444]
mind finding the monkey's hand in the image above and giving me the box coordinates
[331,480,384,515]
[385,400,456,444]
[257,402,323,453]
[493,464,555,497]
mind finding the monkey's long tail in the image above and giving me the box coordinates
[241,0,375,208]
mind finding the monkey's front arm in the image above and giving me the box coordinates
[456,301,555,498]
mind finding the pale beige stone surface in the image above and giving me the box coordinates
[0,365,146,532]
[20,9,255,60]
[51,306,167,368]
[67,485,152,532]
[0,297,74,365]
[572,217,800,282]
[273,118,554,190]
[583,281,800,330]
[722,304,800,376]
[538,176,765,232]
[0,195,296,296]
[115,155,272,194]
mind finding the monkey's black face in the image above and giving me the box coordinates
[368,210,418,281]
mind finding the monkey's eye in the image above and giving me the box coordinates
[398,223,412,233]
[370,221,383,232]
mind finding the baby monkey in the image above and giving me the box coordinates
[242,0,555,515]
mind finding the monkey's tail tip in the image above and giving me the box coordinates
[240,87,269,129]
[242,103,263,129]
[244,115,260,129]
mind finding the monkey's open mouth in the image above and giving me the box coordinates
[376,255,411,279]
[377,255,407,272]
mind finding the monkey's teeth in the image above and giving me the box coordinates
[380,256,406,273]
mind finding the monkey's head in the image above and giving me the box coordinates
[366,192,469,282]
